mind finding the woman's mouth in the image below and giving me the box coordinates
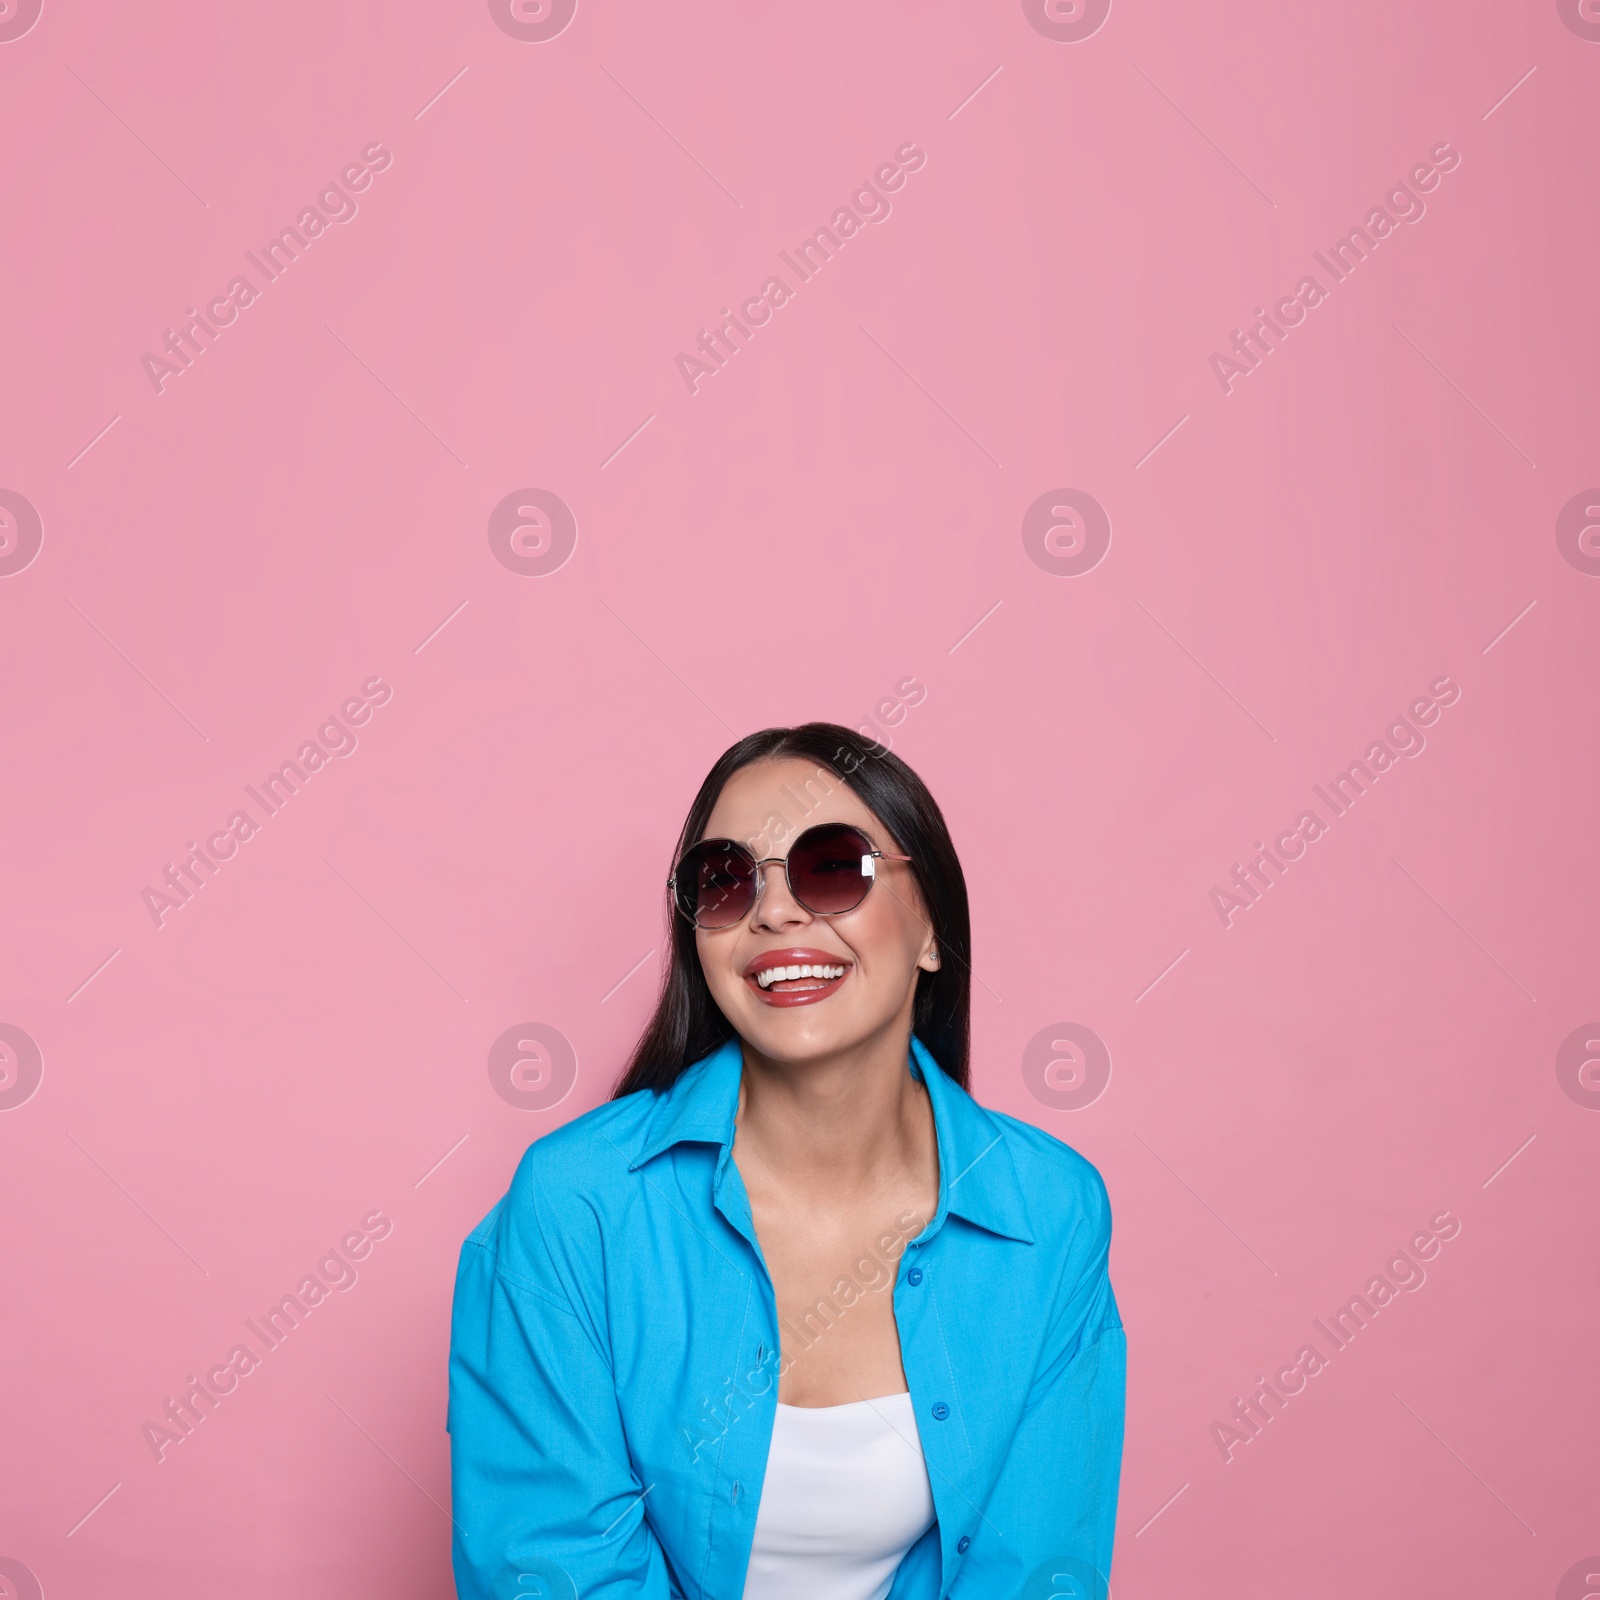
[743,950,853,1007]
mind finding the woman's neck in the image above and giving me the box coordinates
[731,1018,937,1203]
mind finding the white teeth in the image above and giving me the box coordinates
[756,963,846,988]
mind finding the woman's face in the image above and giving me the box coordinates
[694,757,938,1065]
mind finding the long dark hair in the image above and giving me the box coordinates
[611,723,972,1097]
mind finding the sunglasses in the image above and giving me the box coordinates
[670,822,912,930]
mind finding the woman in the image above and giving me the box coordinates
[448,724,1125,1599]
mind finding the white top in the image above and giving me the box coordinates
[742,1392,936,1600]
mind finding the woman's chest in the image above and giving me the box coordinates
[747,1194,933,1406]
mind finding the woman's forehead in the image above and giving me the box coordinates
[703,757,878,845]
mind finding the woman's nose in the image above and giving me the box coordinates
[750,859,810,931]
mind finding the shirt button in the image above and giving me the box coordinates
[907,1267,924,1286]
[957,1535,971,1554]
[931,1401,950,1421]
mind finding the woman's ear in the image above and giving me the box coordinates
[918,946,941,972]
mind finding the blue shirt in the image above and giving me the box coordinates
[447,1035,1125,1599]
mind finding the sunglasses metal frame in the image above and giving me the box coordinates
[668,822,912,930]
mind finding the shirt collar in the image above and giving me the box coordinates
[627,1033,1035,1246]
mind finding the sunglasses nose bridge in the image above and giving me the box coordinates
[748,853,810,925]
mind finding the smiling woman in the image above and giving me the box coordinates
[447,724,1126,1600]
[622,725,971,1097]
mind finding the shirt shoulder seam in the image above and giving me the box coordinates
[497,1261,582,1318]
[464,1227,583,1320]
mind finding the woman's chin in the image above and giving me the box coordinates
[731,1004,896,1068]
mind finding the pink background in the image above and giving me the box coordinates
[1,1,1596,1595]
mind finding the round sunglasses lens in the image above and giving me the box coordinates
[679,841,755,928]
[788,825,875,915]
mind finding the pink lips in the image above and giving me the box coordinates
[742,947,853,1008]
